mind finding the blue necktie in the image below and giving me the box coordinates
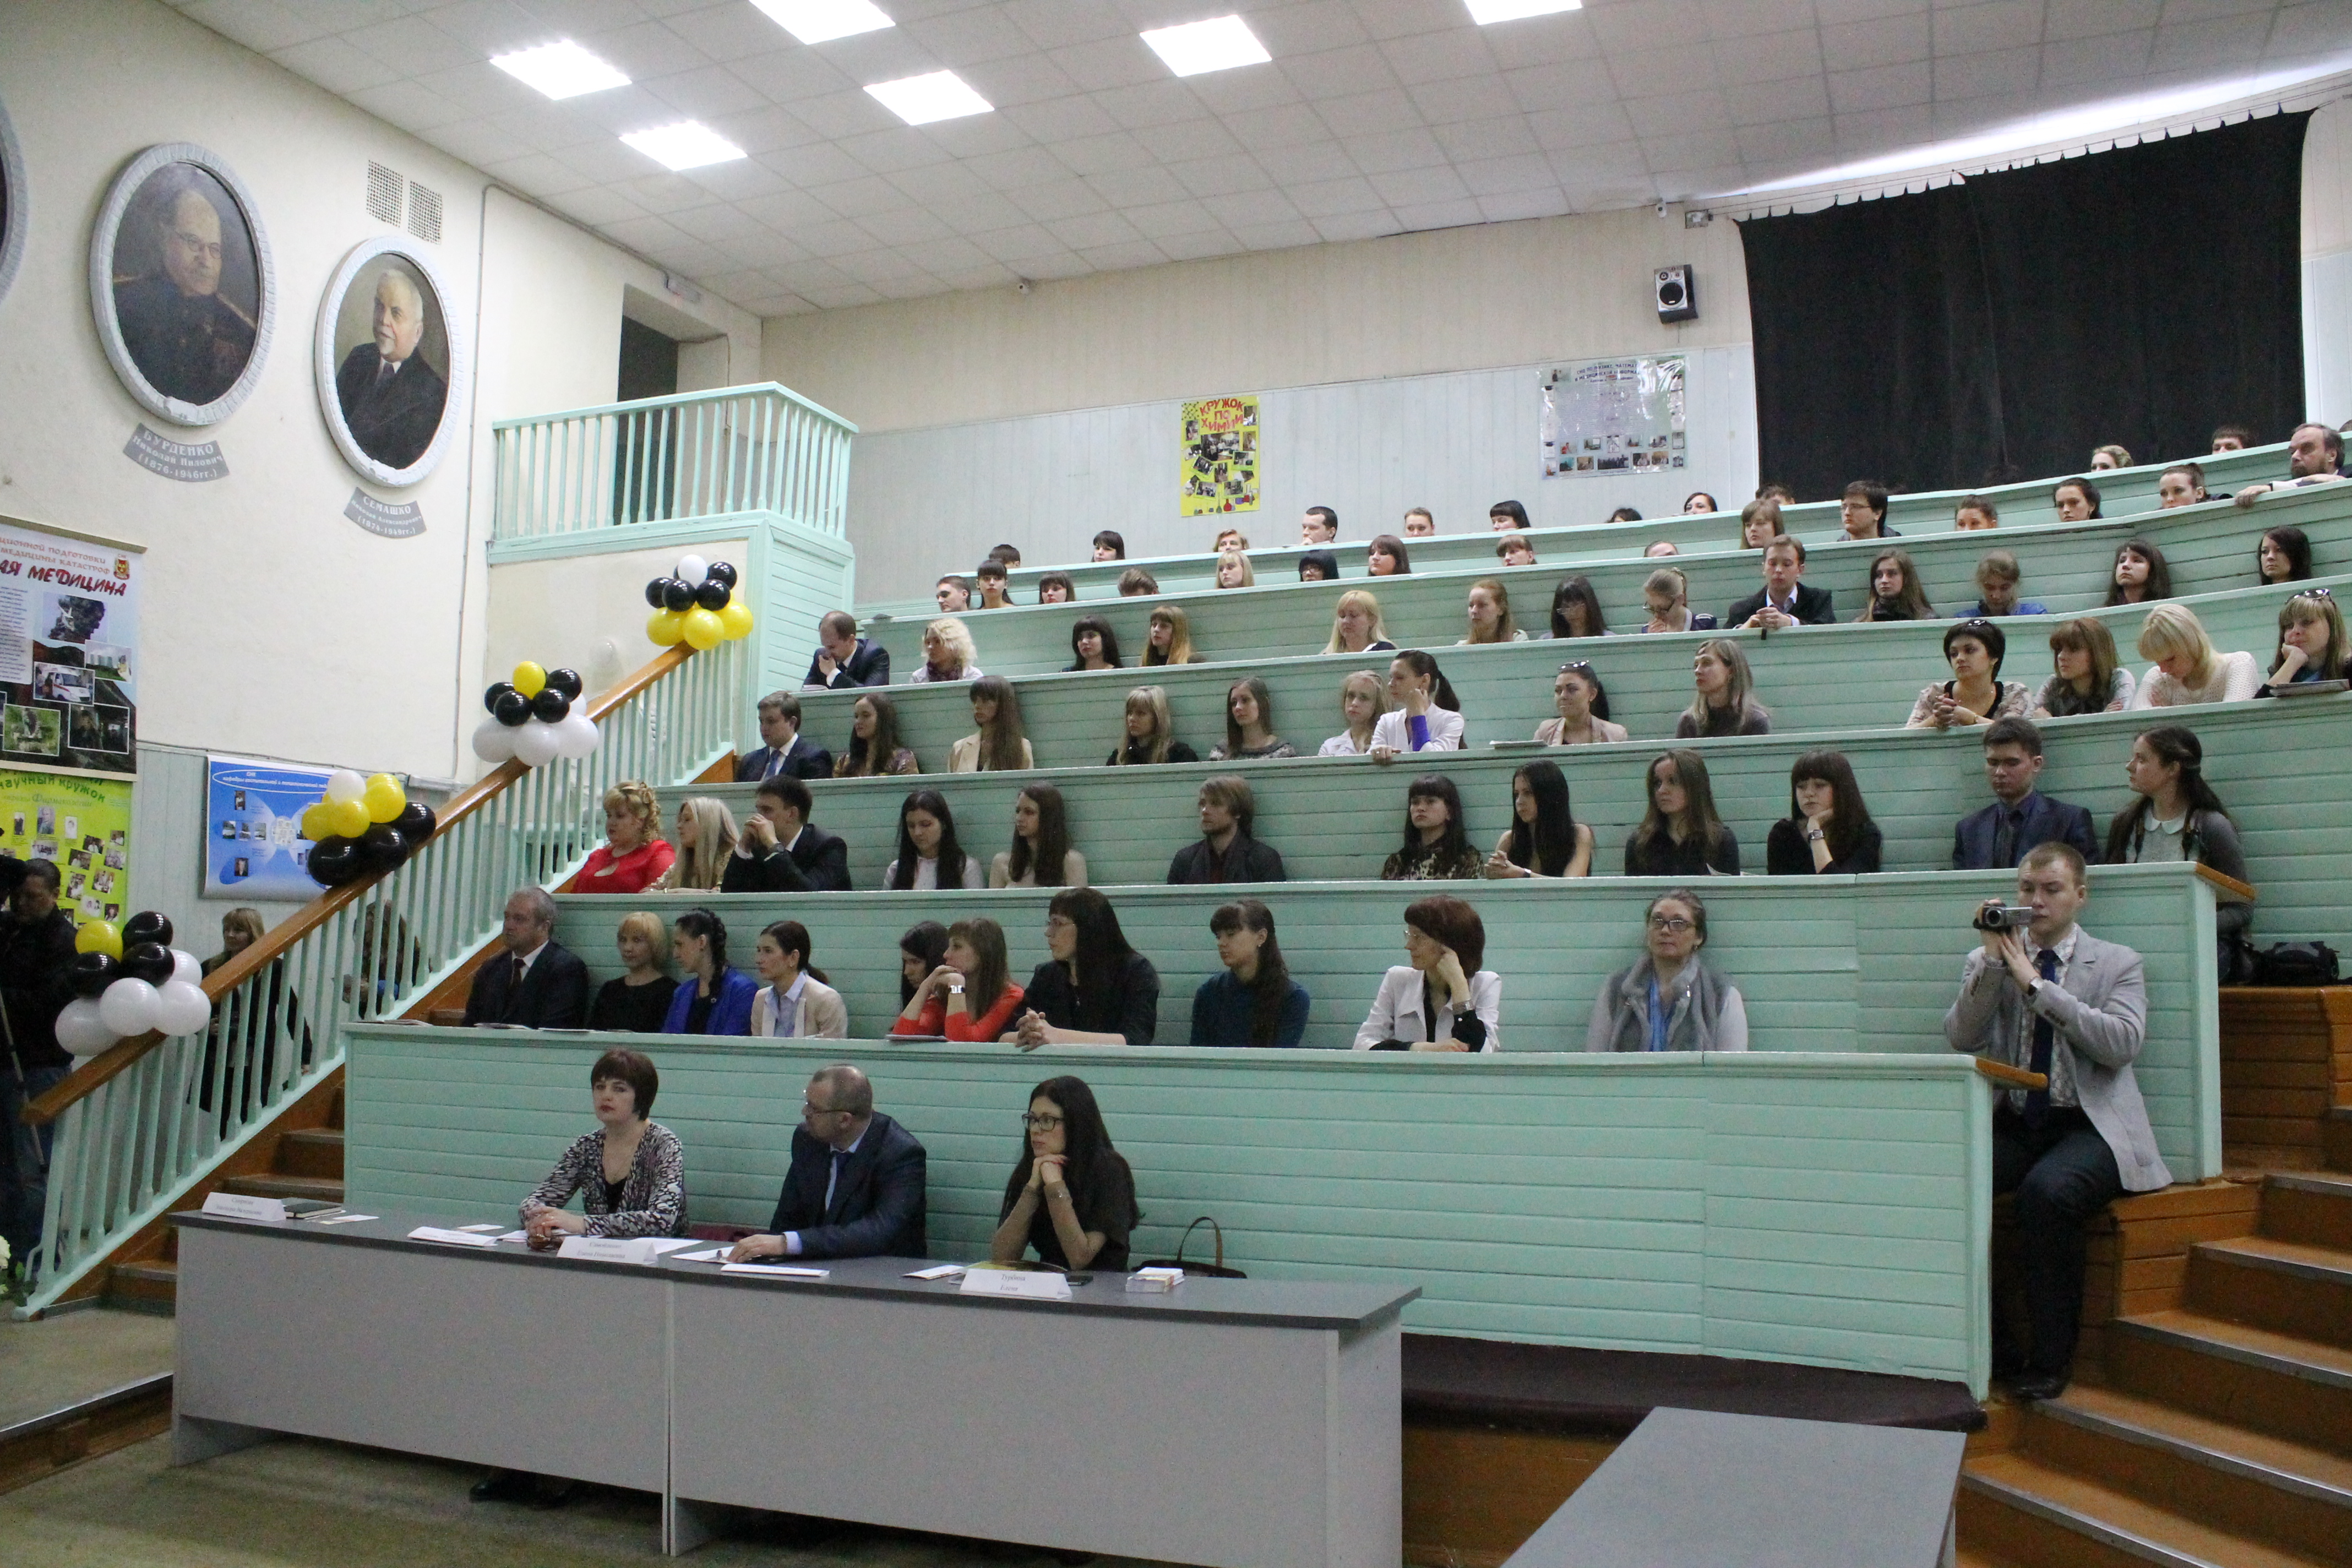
[2024,949,2060,1127]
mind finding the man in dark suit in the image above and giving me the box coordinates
[727,1065,925,1261]
[1727,537,1836,629]
[334,269,449,470]
[1840,478,1900,539]
[802,611,890,689]
[1953,718,2100,871]
[734,692,833,783]
[462,887,590,1028]
[1167,776,1286,884]
[722,777,851,892]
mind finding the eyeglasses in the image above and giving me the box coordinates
[1021,1113,1064,1131]
[802,1100,845,1117]
[1647,916,1695,934]
[2301,586,2334,602]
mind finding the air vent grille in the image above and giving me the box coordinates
[406,181,443,243]
[365,162,402,225]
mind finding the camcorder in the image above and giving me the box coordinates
[1973,902,2037,933]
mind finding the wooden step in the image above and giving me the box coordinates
[272,1128,345,1180]
[2105,1311,2352,1457]
[2263,1174,2352,1251]
[2188,1237,2352,1351]
[1961,1451,2337,1568]
[2328,1109,2352,1177]
[216,1173,344,1204]
[104,1259,177,1315]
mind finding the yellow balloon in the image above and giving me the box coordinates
[511,662,547,698]
[363,775,407,824]
[329,797,372,840]
[299,801,336,841]
[717,596,755,641]
[647,609,685,646]
[75,920,123,959]
[681,607,725,651]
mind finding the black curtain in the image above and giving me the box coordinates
[1740,114,2310,500]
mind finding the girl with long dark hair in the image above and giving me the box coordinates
[896,921,949,1007]
[1066,614,1124,672]
[1190,899,1310,1048]
[835,692,919,777]
[948,674,1032,773]
[1766,750,1882,874]
[2259,525,2313,585]
[1210,676,1297,759]
[884,789,984,890]
[992,783,1086,888]
[1624,750,1739,876]
[1011,888,1161,1047]
[659,908,758,1035]
[1549,576,1609,638]
[1382,774,1483,880]
[2105,539,2174,607]
[895,916,1025,1041]
[2106,727,2250,948]
[989,1075,1140,1271]
[1485,759,1592,878]
[1370,650,1464,757]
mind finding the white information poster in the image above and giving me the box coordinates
[0,516,141,776]
[1541,355,1686,478]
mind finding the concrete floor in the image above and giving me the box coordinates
[0,1306,177,1429]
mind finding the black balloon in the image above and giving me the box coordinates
[121,941,175,986]
[693,580,730,612]
[123,910,173,949]
[308,836,362,887]
[392,802,438,843]
[531,689,572,723]
[69,951,122,998]
[361,823,410,872]
[492,690,532,728]
[644,578,672,608]
[545,668,583,700]
[662,579,694,612]
[483,681,516,714]
[705,561,738,590]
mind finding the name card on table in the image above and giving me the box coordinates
[408,1226,499,1248]
[202,1192,288,1223]
[557,1235,665,1266]
[960,1268,1072,1302]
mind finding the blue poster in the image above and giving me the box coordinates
[203,755,329,901]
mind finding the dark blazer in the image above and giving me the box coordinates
[766,1112,928,1259]
[462,940,590,1028]
[1167,832,1287,884]
[803,639,891,689]
[1725,582,1836,627]
[1951,791,2100,871]
[334,344,449,470]
[721,824,852,893]
[736,734,835,783]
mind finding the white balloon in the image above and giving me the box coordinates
[153,979,213,1038]
[56,998,115,1057]
[324,769,367,804]
[512,720,562,768]
[171,948,203,987]
[471,718,518,763]
[99,977,160,1038]
[676,553,709,587]
[554,711,602,760]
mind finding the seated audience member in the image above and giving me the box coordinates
[1168,775,1287,884]
[724,777,851,894]
[729,1065,926,1261]
[1092,530,1126,561]
[2090,444,2131,471]
[2212,424,2252,453]
[804,611,891,689]
[1549,576,1609,638]
[1319,670,1388,756]
[1403,507,1437,537]
[1485,759,1593,878]
[590,911,679,1033]
[1738,498,1783,548]
[1909,619,2033,730]
[1757,482,1797,505]
[1299,549,1341,582]
[1325,589,1397,655]
[2130,603,2262,708]
[992,784,1088,889]
[895,917,1026,1040]
[1677,638,1771,738]
[1496,532,1538,568]
[885,788,987,890]
[1383,774,1484,881]
[897,922,949,1010]
[579,781,675,893]
[990,1075,1140,1270]
[948,674,1033,774]
[2108,728,2251,950]
[1608,506,1643,524]
[1961,549,2048,618]
[1108,684,1200,765]
[1013,890,1160,1047]
[1213,526,1248,553]
[1587,890,1748,1053]
[911,617,982,683]
[749,920,847,1039]
[2257,524,2312,584]
[1625,750,1740,875]
[1190,900,1310,1048]
[1354,895,1499,1052]
[660,909,758,1036]
[1944,843,2171,1398]
[1117,567,1159,597]
[1371,651,1466,758]
[2156,462,2209,509]
[1066,614,1123,673]
[2263,587,2347,694]
[1632,567,1716,633]
[935,576,972,613]
[659,797,739,891]
[1767,750,1882,874]
[2104,539,2171,607]
[1300,507,1338,545]
[1214,549,1255,589]
[991,544,1022,568]
[1728,536,1834,628]
[1956,496,2000,531]
[465,886,590,1027]
[973,558,1016,610]
[2035,618,2135,716]
[2233,422,2347,507]
[736,691,833,782]
[1367,533,1411,576]
[835,692,921,778]
[1684,491,1719,515]
[1489,499,1531,533]
[1458,578,1528,644]
[1841,479,1898,540]
[1209,676,1298,760]
[1856,547,1935,622]
[2052,477,2101,522]
[1953,718,2099,869]
[1537,661,1627,746]
[1643,540,1681,559]
[1037,571,1076,605]
[519,1049,683,1249]
[1140,603,1197,666]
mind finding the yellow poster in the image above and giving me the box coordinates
[1180,395,1259,516]
[0,767,134,927]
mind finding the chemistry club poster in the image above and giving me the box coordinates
[1181,395,1259,516]
[0,517,140,777]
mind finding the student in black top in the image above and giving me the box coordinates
[1766,750,1883,874]
[1107,685,1200,765]
[1299,549,1340,582]
[1066,614,1123,672]
[1485,759,1594,878]
[1190,900,1311,1047]
[1549,576,1609,638]
[1624,750,1740,875]
[989,1074,1139,1272]
[589,911,679,1032]
[1675,639,1772,738]
[1381,774,1484,881]
[802,611,891,689]
[2052,476,2102,522]
[1840,479,1898,540]
[2105,539,2173,607]
[1012,888,1160,1047]
[1167,775,1287,884]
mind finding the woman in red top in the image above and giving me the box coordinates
[578,781,675,893]
[892,917,1024,1041]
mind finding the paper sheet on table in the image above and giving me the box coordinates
[496,1231,529,1244]
[673,1247,731,1263]
[906,1263,967,1280]
[409,1226,499,1248]
[456,1223,504,1232]
[643,1238,699,1254]
[718,1262,830,1280]
[314,1213,377,1226]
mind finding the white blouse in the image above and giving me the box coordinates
[1353,965,1501,1052]
[881,854,988,890]
[2129,650,2262,709]
[1369,706,1466,753]
[1319,731,1375,756]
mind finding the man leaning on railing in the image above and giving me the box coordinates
[0,856,77,1288]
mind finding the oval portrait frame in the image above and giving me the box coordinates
[313,235,468,488]
[86,143,277,427]
[0,94,27,309]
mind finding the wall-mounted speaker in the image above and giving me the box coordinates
[1656,265,1696,323]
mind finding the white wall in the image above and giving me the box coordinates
[2304,99,2352,425]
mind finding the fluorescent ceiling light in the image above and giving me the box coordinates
[490,40,630,100]
[1140,15,1271,78]
[864,70,992,126]
[751,0,895,46]
[622,122,748,171]
[1463,0,1581,23]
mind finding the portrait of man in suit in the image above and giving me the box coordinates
[333,263,449,471]
[109,167,259,407]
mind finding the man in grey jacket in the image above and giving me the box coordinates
[1944,842,2171,1401]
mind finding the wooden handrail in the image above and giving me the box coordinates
[2195,863,2257,904]
[24,645,699,1126]
[1973,1058,2048,1090]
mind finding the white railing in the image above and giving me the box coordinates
[491,384,857,541]
[19,639,745,1315]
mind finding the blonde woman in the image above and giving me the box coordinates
[658,797,739,891]
[1675,639,1771,737]
[1318,670,1387,756]
[589,911,678,1033]
[911,617,981,683]
[1457,579,1528,645]
[1107,685,1200,765]
[948,675,1034,773]
[1324,589,1397,656]
[1214,549,1255,589]
[2129,603,2262,708]
[579,781,676,893]
[1140,604,1198,667]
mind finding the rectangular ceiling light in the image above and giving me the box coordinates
[1140,15,1271,77]
[622,122,748,171]
[864,70,993,126]
[491,40,630,100]
[752,0,895,46]
[1464,0,1582,23]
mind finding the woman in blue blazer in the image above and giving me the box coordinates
[660,908,758,1035]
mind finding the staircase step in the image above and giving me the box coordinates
[216,1173,344,1203]
[2326,1108,2351,1174]
[273,1128,345,1180]
[2188,1237,2352,1351]
[2105,1311,2352,1457]
[2265,1174,2352,1250]
[104,1259,178,1315]
[1961,1452,2336,1568]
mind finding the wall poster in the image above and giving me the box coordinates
[202,755,331,901]
[1180,395,1259,516]
[0,769,134,927]
[1541,355,1686,477]
[0,518,140,777]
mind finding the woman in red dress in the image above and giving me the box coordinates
[578,781,674,893]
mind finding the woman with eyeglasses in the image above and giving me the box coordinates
[1354,895,1500,1052]
[1534,663,1627,746]
[989,1074,1140,1272]
[1586,890,1749,1053]
[1484,759,1593,878]
[1548,577,1609,639]
[1010,887,1160,1047]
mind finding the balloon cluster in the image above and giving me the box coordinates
[471,661,602,769]
[302,769,439,888]
[54,912,210,1056]
[645,556,754,651]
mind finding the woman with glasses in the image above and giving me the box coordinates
[1534,662,1627,746]
[1353,895,1500,1052]
[1010,887,1160,1047]
[1586,890,1749,1052]
[988,1075,1140,1272]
